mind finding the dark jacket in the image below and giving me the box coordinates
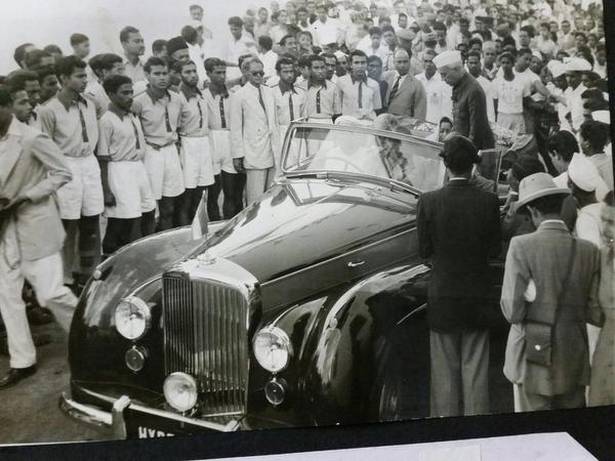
[452,73,495,150]
[417,179,501,332]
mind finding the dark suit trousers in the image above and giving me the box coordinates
[221,171,246,219]
[430,328,490,417]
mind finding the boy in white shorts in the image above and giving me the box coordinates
[177,59,214,224]
[39,56,103,289]
[98,75,156,256]
[133,57,185,231]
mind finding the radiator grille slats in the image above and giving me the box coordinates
[163,273,248,416]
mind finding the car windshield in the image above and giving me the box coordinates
[282,124,446,193]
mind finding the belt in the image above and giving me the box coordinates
[146,141,177,151]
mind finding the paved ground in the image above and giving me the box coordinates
[0,321,112,445]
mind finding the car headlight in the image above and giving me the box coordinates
[114,296,152,340]
[253,326,292,373]
[163,372,198,413]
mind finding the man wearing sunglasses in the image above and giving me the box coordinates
[230,57,279,206]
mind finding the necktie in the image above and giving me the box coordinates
[288,92,295,122]
[164,104,172,132]
[130,116,141,150]
[77,102,89,143]
[257,86,267,115]
[316,88,321,114]
[358,81,363,109]
[197,100,203,129]
[219,96,227,129]
[388,76,401,105]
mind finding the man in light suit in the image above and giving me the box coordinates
[230,57,279,206]
[384,49,426,120]
[417,135,501,417]
[0,90,77,389]
[501,173,603,412]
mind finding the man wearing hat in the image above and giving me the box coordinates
[433,50,494,150]
[417,134,501,417]
[564,58,591,132]
[167,36,190,64]
[501,172,602,412]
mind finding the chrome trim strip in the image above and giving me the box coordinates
[396,302,427,325]
[261,227,415,289]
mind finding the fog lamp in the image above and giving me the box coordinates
[163,372,198,413]
[114,296,151,340]
[125,346,148,372]
[265,378,287,406]
[253,326,292,373]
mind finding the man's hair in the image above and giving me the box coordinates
[189,4,203,12]
[511,156,545,182]
[280,34,295,47]
[580,120,609,152]
[439,116,452,126]
[36,65,57,84]
[88,54,106,77]
[527,194,566,215]
[468,37,483,49]
[547,130,579,163]
[398,12,407,19]
[517,47,532,58]
[70,33,89,47]
[275,56,295,72]
[228,16,244,28]
[499,51,516,63]
[144,56,167,73]
[238,53,256,69]
[99,53,124,72]
[55,55,86,79]
[520,25,535,38]
[308,54,326,67]
[604,190,615,207]
[152,39,167,54]
[320,52,337,63]
[297,30,312,41]
[14,43,34,66]
[368,26,382,37]
[423,48,436,58]
[574,31,587,40]
[181,25,199,44]
[5,70,39,94]
[0,88,12,108]
[466,50,481,61]
[381,25,395,35]
[240,56,262,73]
[298,55,311,69]
[349,50,367,62]
[43,44,63,56]
[432,21,447,32]
[367,55,383,66]
[102,74,133,95]
[204,57,226,73]
[120,26,140,43]
[25,49,52,70]
[440,135,479,174]
[297,6,307,14]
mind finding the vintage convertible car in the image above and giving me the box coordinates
[60,121,509,439]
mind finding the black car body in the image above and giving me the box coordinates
[61,122,508,438]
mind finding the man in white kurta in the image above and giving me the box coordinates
[230,58,279,206]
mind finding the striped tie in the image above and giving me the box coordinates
[219,97,227,129]
[77,103,89,142]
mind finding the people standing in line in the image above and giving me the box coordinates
[132,57,185,231]
[415,49,450,124]
[0,90,77,389]
[230,57,278,207]
[501,172,602,412]
[38,56,103,291]
[120,26,146,88]
[203,58,243,220]
[433,50,494,150]
[303,54,340,123]
[177,59,215,224]
[384,49,426,120]
[98,75,155,257]
[335,50,382,120]
[417,134,501,417]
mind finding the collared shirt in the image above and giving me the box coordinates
[272,82,306,126]
[179,84,208,137]
[303,80,341,119]
[124,58,146,84]
[38,91,99,158]
[204,86,231,130]
[84,79,110,119]
[133,88,183,146]
[335,74,382,119]
[415,72,453,124]
[97,108,146,162]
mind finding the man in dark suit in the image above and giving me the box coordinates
[417,134,501,417]
[433,50,494,150]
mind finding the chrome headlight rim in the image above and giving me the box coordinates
[114,295,152,341]
[253,325,293,374]
[163,372,199,413]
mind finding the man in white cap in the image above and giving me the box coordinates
[564,58,591,132]
[501,172,602,412]
[433,50,494,150]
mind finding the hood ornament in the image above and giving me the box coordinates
[196,250,216,265]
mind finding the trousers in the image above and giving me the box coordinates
[430,328,490,417]
[514,384,585,412]
[221,171,246,219]
[245,167,275,206]
[0,224,77,368]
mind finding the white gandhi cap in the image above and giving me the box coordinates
[568,153,601,192]
[432,50,463,69]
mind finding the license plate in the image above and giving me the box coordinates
[136,426,176,439]
[124,408,181,439]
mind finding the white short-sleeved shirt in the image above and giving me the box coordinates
[335,74,382,119]
[493,75,530,115]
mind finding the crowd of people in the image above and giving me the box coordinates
[0,0,613,420]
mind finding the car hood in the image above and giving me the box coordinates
[190,176,417,283]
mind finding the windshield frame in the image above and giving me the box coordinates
[280,121,444,196]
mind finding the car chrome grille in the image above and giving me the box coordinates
[162,272,249,416]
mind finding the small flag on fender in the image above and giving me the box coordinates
[191,190,209,240]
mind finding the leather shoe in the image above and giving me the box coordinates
[0,365,37,389]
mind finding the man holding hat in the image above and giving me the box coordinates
[417,134,501,417]
[501,172,602,412]
[433,50,494,150]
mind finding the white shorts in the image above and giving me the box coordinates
[210,129,235,174]
[180,136,215,188]
[143,144,185,200]
[56,154,104,220]
[106,161,156,219]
